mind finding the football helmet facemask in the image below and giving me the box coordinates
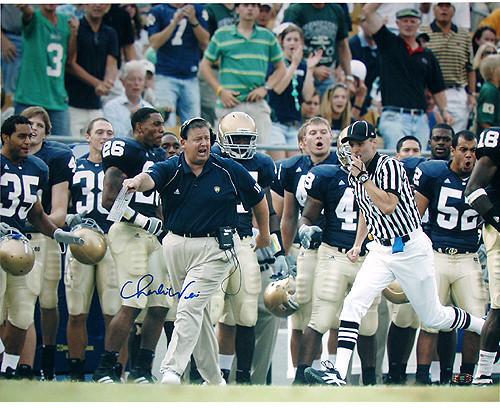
[217,112,258,160]
[336,129,352,169]
[69,218,107,265]
[0,230,35,276]
[264,275,299,318]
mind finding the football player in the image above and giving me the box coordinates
[0,115,82,378]
[279,117,339,374]
[64,118,121,381]
[294,138,380,386]
[92,107,169,384]
[413,130,486,385]
[160,132,181,158]
[210,112,281,384]
[466,127,500,385]
[385,125,454,384]
[18,106,76,380]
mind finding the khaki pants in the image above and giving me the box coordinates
[160,232,241,384]
[484,225,500,309]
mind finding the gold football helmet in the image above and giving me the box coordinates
[264,275,299,318]
[336,127,352,169]
[382,281,409,304]
[0,231,35,276]
[69,218,107,265]
[217,112,258,159]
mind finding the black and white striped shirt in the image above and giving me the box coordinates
[349,153,421,240]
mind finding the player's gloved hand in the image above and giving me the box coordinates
[0,222,15,237]
[65,213,84,229]
[256,246,274,265]
[144,217,163,236]
[298,224,322,249]
[271,255,289,280]
[54,228,85,254]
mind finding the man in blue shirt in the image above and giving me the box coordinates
[147,4,209,126]
[123,117,271,385]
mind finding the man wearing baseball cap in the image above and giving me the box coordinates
[360,3,453,152]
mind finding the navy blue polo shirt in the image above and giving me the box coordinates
[147,153,265,235]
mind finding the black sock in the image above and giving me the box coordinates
[68,358,85,381]
[362,366,376,385]
[294,364,309,382]
[401,363,408,382]
[416,364,431,384]
[15,364,33,380]
[135,348,154,371]
[388,362,402,381]
[460,363,475,375]
[127,323,142,370]
[101,350,119,368]
[235,325,255,372]
[440,367,453,384]
[41,345,56,378]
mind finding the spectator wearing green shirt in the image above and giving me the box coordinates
[14,5,78,136]
[283,3,354,97]
[200,3,286,153]
[477,54,500,134]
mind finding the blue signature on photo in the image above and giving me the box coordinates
[120,274,200,300]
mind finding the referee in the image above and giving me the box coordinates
[123,117,271,385]
[305,121,485,386]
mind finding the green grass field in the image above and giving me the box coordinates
[0,382,498,402]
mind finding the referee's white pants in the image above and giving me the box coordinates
[340,228,479,333]
[160,232,240,384]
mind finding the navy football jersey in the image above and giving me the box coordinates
[414,160,480,252]
[476,128,500,209]
[102,138,163,218]
[34,142,76,214]
[280,151,339,213]
[305,165,359,249]
[270,159,285,197]
[401,156,427,186]
[71,156,112,233]
[0,154,49,232]
[212,145,275,237]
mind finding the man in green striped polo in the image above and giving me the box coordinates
[200,3,286,150]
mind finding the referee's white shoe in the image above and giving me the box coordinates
[304,361,346,386]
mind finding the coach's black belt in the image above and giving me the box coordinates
[383,106,425,116]
[435,247,472,255]
[378,234,411,247]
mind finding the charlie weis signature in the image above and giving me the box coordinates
[120,274,200,300]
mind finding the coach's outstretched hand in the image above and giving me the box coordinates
[347,245,362,263]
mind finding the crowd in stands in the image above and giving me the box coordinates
[1,3,498,153]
